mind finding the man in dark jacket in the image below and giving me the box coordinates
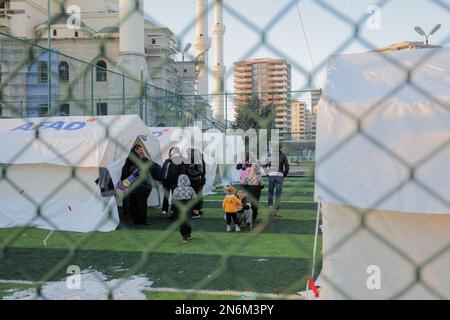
[186,148,206,218]
[160,147,187,218]
[264,147,289,218]
[159,147,173,215]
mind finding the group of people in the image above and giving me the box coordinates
[120,144,206,243]
[120,143,289,243]
[223,147,290,232]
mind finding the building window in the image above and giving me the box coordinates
[58,104,70,116]
[53,29,57,37]
[0,105,2,117]
[151,38,156,44]
[58,61,69,82]
[96,103,107,115]
[96,60,107,82]
[27,104,49,117]
[74,31,79,38]
[38,61,48,84]
[184,68,187,73]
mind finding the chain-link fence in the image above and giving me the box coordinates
[0,0,449,300]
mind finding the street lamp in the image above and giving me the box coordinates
[415,24,441,46]
[181,43,191,120]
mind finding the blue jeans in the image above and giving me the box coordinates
[268,176,284,210]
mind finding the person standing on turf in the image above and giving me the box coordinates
[160,147,174,215]
[120,146,138,215]
[186,148,206,218]
[265,146,289,218]
[122,144,154,225]
[222,185,242,232]
[172,174,197,243]
[244,163,264,222]
[165,147,187,219]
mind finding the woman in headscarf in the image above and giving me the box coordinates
[121,144,153,225]
[244,163,264,222]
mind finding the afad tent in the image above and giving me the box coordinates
[149,127,245,194]
[0,115,162,232]
[315,48,450,299]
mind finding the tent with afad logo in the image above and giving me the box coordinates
[0,115,162,232]
[149,126,245,194]
[315,48,450,299]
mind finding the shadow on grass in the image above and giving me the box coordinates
[118,214,317,235]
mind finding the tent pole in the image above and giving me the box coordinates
[306,198,322,296]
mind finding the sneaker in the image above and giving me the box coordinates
[181,237,188,243]
[162,211,167,215]
[235,226,241,232]
[226,225,232,232]
[192,213,201,219]
[186,235,192,241]
[274,210,282,218]
[249,224,253,230]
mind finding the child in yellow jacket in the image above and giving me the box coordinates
[223,185,243,232]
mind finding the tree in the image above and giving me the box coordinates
[232,96,274,131]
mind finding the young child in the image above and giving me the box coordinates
[172,174,197,243]
[222,185,242,232]
[237,190,253,230]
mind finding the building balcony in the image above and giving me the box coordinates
[267,76,286,81]
[234,82,252,88]
[234,66,252,72]
[266,83,287,88]
[266,70,288,76]
[266,63,287,69]
[234,81,252,87]
[235,71,252,77]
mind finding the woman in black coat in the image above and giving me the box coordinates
[121,144,153,225]
[186,148,206,218]
[162,147,187,218]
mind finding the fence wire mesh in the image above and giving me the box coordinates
[0,0,449,300]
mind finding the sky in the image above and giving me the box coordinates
[144,0,450,118]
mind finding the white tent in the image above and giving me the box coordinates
[149,127,244,194]
[315,48,450,299]
[0,115,162,232]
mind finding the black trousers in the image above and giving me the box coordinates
[173,199,192,237]
[226,212,239,225]
[122,195,131,215]
[129,189,151,225]
[161,180,172,213]
[246,185,262,220]
[190,178,203,211]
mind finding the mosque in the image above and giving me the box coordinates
[0,0,225,127]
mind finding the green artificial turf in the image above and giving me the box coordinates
[0,177,321,299]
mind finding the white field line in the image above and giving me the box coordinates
[0,280,303,300]
[0,279,36,285]
[143,287,304,300]
[43,230,54,246]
